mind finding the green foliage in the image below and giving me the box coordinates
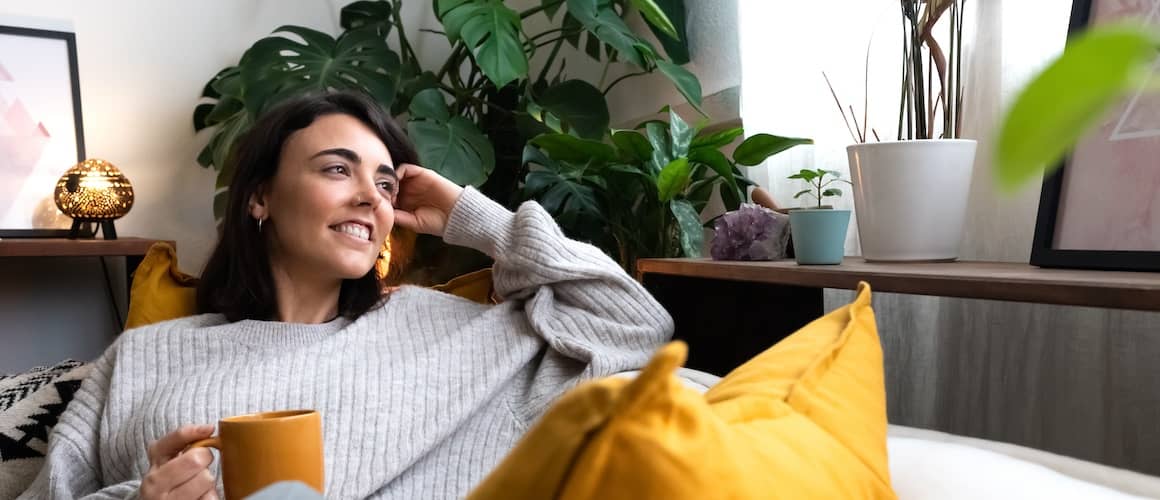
[525,107,811,270]
[789,168,851,208]
[194,0,694,222]
[996,24,1157,191]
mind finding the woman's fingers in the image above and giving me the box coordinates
[147,425,214,465]
[141,447,215,499]
[168,467,218,500]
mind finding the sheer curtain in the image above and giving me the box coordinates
[738,0,1160,474]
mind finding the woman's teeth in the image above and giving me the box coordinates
[333,223,370,241]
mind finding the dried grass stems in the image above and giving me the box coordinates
[827,0,967,143]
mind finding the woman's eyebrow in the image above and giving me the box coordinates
[377,164,398,180]
[312,147,360,163]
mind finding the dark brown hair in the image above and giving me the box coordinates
[196,91,419,322]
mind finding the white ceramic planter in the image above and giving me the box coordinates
[846,139,976,262]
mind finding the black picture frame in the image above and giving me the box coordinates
[1030,0,1160,272]
[0,25,88,239]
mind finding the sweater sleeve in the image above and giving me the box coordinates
[442,187,674,380]
[18,348,142,500]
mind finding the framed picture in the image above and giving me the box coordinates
[0,25,87,238]
[1031,0,1160,271]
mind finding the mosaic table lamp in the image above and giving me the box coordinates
[54,159,134,239]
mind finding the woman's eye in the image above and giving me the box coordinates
[325,165,349,175]
[377,180,396,193]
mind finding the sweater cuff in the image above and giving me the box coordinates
[442,186,514,258]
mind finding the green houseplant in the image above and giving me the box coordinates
[786,169,851,265]
[523,107,812,271]
[194,0,698,217]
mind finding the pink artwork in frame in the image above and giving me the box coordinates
[1032,0,1160,271]
[0,25,85,237]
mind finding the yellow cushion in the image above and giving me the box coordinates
[430,268,499,304]
[469,282,894,500]
[125,242,199,330]
[125,243,497,329]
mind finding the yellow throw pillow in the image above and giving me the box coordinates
[431,267,499,304]
[124,242,199,330]
[469,282,894,499]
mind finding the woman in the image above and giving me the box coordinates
[20,91,673,499]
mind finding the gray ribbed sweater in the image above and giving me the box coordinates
[19,187,674,499]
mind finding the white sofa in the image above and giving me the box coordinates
[651,368,1160,499]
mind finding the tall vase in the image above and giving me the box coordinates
[846,139,976,262]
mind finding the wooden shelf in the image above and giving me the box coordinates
[636,258,1160,311]
[0,237,172,258]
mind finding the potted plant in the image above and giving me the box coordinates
[830,0,974,262]
[524,107,812,272]
[786,169,851,265]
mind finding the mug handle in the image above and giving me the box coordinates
[187,437,221,451]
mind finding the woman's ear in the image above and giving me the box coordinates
[248,187,269,221]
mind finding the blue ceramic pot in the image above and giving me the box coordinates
[788,209,851,265]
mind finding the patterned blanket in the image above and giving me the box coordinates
[0,360,91,499]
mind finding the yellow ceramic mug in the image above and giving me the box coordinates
[189,409,325,499]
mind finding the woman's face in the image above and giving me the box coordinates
[252,113,398,282]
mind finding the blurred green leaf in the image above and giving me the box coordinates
[630,0,678,39]
[996,24,1157,190]
[734,134,813,166]
[537,80,610,139]
[691,127,743,150]
[656,60,703,114]
[645,121,672,173]
[644,0,688,64]
[669,199,703,257]
[689,149,736,190]
[341,0,394,36]
[566,0,652,68]
[822,188,843,197]
[657,157,691,202]
[793,189,811,199]
[668,108,694,159]
[611,129,654,162]
[531,133,618,163]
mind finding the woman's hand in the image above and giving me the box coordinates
[393,163,465,237]
[140,425,219,500]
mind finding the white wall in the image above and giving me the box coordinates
[0,1,352,372]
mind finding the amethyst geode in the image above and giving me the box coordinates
[710,203,790,261]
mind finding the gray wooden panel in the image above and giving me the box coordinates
[833,289,1160,475]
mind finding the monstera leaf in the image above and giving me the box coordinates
[437,0,528,88]
[241,26,401,115]
[340,0,394,35]
[566,0,655,68]
[406,89,495,187]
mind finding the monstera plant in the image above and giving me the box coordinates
[194,0,696,221]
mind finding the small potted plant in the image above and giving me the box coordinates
[787,169,852,265]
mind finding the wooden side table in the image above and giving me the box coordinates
[0,237,174,307]
[637,258,1160,375]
